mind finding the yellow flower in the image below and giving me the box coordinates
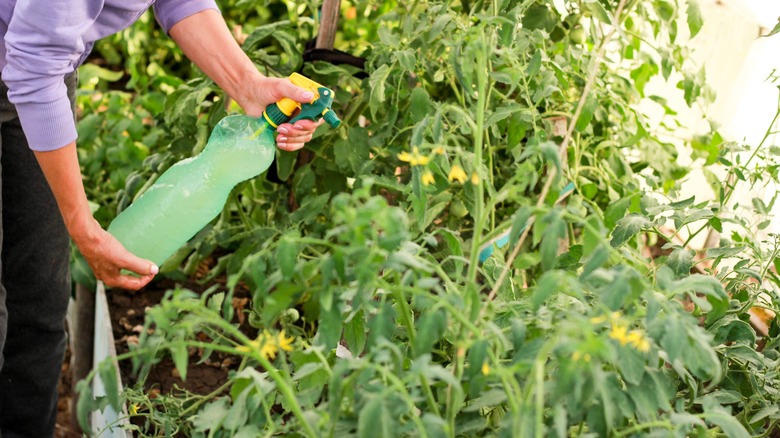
[481,362,490,376]
[433,146,445,155]
[572,351,581,361]
[397,151,413,162]
[130,403,139,415]
[448,165,467,183]
[583,353,592,362]
[609,324,630,346]
[627,330,651,353]
[422,171,436,186]
[470,172,479,185]
[397,147,430,166]
[277,330,294,352]
[589,315,607,324]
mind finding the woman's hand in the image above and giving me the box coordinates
[73,219,158,290]
[239,75,325,152]
[168,9,325,152]
[35,142,157,291]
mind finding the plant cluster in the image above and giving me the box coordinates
[75,0,780,436]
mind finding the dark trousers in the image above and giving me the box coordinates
[0,73,77,438]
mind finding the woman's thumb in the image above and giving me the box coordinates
[276,79,315,103]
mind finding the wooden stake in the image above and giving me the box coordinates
[316,0,341,50]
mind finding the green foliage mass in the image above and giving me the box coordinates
[76,0,780,436]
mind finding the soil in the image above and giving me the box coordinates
[55,271,250,435]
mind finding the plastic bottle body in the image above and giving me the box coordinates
[108,115,276,266]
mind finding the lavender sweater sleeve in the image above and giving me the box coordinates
[2,0,218,152]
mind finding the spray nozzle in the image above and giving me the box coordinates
[263,73,341,129]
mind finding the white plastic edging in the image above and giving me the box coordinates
[91,281,132,437]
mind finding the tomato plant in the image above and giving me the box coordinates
[75,0,780,436]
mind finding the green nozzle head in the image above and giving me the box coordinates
[290,87,340,128]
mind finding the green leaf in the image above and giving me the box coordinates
[410,87,431,123]
[463,389,507,412]
[667,248,695,277]
[541,209,566,271]
[610,214,653,247]
[422,414,449,438]
[584,0,612,24]
[369,64,393,119]
[414,309,447,357]
[581,245,609,278]
[466,339,488,379]
[527,50,542,77]
[710,317,756,345]
[702,411,750,438]
[223,389,249,431]
[686,0,703,38]
[344,310,368,355]
[192,398,230,431]
[171,343,189,381]
[97,360,120,411]
[509,206,532,250]
[358,397,393,438]
[532,271,563,310]
[277,236,297,280]
[761,19,780,38]
[575,96,597,132]
[604,195,633,229]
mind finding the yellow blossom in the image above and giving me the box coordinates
[397,151,413,162]
[481,362,490,376]
[433,146,445,155]
[589,315,607,324]
[609,324,630,346]
[626,330,650,353]
[238,330,288,360]
[572,351,581,361]
[422,171,436,186]
[448,165,467,183]
[583,354,592,362]
[259,330,279,359]
[277,330,294,352]
[470,172,479,185]
[397,147,430,166]
[130,403,139,415]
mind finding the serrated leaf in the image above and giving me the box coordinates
[610,214,653,247]
[584,0,612,24]
[410,87,431,123]
[686,0,703,38]
[575,96,597,131]
[761,19,780,38]
[369,64,393,119]
[509,207,532,250]
[97,361,120,412]
[541,209,566,271]
[667,248,695,277]
[192,398,230,431]
[171,343,189,381]
[527,50,542,76]
[358,397,393,438]
[702,411,750,438]
[344,310,367,356]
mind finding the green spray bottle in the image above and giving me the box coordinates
[108,73,340,267]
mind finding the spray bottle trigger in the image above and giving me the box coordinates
[289,87,340,128]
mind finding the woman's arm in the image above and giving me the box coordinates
[34,142,158,289]
[168,9,322,152]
